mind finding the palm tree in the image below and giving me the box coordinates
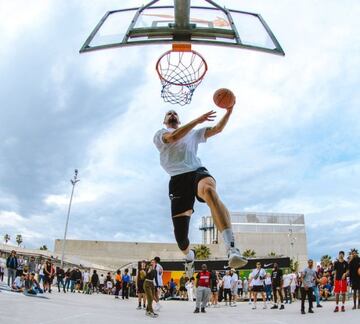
[194,245,211,260]
[320,255,332,268]
[242,249,256,258]
[268,251,277,257]
[15,234,23,247]
[4,234,10,244]
[40,245,48,251]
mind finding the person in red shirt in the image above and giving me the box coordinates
[194,264,211,313]
[333,251,349,312]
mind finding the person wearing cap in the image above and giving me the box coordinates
[250,262,267,309]
[300,259,317,314]
[194,264,211,313]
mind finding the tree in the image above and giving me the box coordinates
[4,234,10,244]
[40,245,48,251]
[242,249,256,258]
[15,234,23,247]
[268,251,277,257]
[194,245,211,260]
[320,255,332,268]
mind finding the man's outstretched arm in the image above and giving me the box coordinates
[163,110,216,143]
[204,106,234,139]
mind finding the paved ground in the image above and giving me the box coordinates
[1,289,360,324]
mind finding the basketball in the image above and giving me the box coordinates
[213,88,236,109]
[320,276,328,285]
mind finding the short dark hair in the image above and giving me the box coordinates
[339,251,345,255]
[154,256,160,263]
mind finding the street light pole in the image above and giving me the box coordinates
[61,169,80,268]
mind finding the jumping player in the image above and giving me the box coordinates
[153,107,247,269]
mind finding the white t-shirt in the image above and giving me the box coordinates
[83,271,90,283]
[13,276,24,288]
[283,274,292,287]
[223,275,232,289]
[290,273,297,287]
[155,263,163,287]
[237,279,243,289]
[153,127,207,176]
[243,280,248,290]
[265,277,272,285]
[99,276,105,285]
[251,268,266,286]
[231,273,238,289]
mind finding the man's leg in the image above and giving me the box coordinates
[307,288,313,311]
[195,287,202,311]
[197,177,247,268]
[300,288,306,313]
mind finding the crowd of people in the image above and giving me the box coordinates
[2,249,359,319]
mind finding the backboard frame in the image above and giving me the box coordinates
[79,0,285,56]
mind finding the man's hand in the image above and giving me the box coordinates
[195,110,217,124]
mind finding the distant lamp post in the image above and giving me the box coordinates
[288,226,297,260]
[61,169,80,267]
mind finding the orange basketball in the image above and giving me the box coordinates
[213,88,235,109]
[320,276,328,285]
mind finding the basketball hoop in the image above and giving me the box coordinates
[156,44,208,106]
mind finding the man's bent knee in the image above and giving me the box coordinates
[172,215,190,251]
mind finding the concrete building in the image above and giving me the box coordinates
[54,211,307,270]
[200,211,307,267]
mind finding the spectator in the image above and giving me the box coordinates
[16,255,25,276]
[56,266,66,293]
[25,272,43,295]
[333,251,349,312]
[290,271,297,300]
[122,269,131,299]
[83,269,90,294]
[209,270,219,307]
[243,277,249,301]
[28,256,37,274]
[43,259,55,293]
[99,273,105,293]
[271,262,284,310]
[64,268,71,292]
[264,273,272,302]
[349,249,360,309]
[12,273,25,292]
[194,264,211,314]
[169,278,176,297]
[179,273,187,300]
[91,270,99,294]
[237,277,243,299]
[6,250,18,287]
[230,268,238,305]
[114,270,122,299]
[38,260,45,287]
[136,261,146,309]
[283,269,292,304]
[74,268,82,292]
[222,270,233,306]
[300,259,317,314]
[0,259,5,281]
[70,268,77,292]
[186,277,195,303]
[250,262,267,310]
[144,259,159,318]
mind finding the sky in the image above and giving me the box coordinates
[0,0,359,261]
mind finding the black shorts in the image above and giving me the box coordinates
[252,285,265,292]
[169,167,214,216]
[179,286,186,292]
[211,287,218,293]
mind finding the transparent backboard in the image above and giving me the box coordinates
[80,2,284,56]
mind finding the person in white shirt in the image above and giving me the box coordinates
[153,257,163,312]
[83,270,90,294]
[250,262,267,309]
[222,270,233,306]
[243,278,249,301]
[264,273,272,302]
[12,273,25,292]
[283,269,293,304]
[230,269,238,305]
[290,272,297,300]
[153,109,247,270]
[186,277,195,302]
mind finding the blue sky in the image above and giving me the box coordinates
[0,0,359,261]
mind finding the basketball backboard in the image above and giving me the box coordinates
[80,0,285,56]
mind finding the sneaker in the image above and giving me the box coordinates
[201,308,206,313]
[263,304,267,309]
[341,305,345,312]
[308,309,314,313]
[334,306,339,313]
[146,312,158,318]
[194,308,200,313]
[185,250,195,277]
[279,305,285,310]
[230,303,237,307]
[136,306,142,310]
[316,304,322,308]
[270,305,278,309]
[252,305,257,310]
[301,310,305,315]
[352,305,356,310]
[228,248,248,268]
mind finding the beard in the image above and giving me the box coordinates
[167,116,179,126]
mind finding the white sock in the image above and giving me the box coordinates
[222,228,235,251]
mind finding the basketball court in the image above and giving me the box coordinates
[1,290,359,324]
